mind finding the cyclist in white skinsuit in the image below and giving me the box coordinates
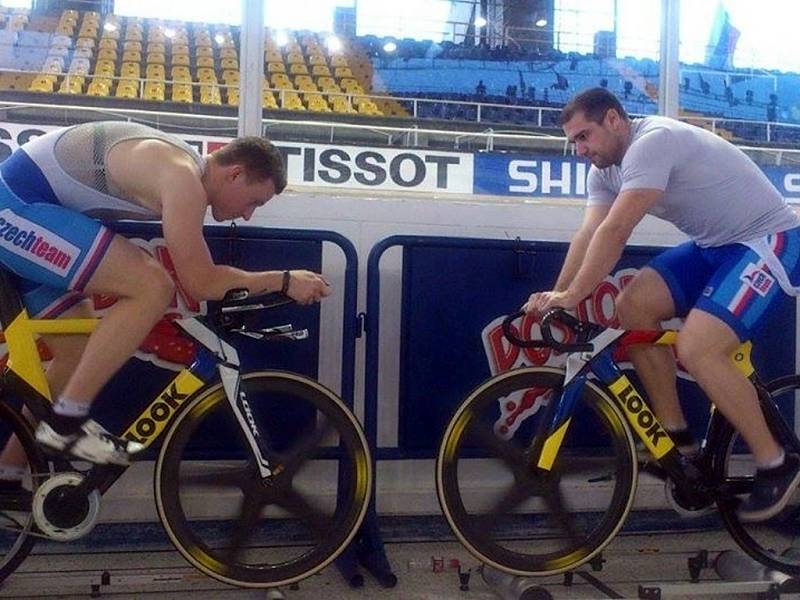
[524,88,800,522]
[0,121,331,470]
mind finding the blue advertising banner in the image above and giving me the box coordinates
[474,152,800,200]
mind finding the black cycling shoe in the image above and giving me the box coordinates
[737,453,800,522]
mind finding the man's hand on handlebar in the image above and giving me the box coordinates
[522,289,579,316]
[285,270,332,306]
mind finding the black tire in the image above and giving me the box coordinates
[0,399,48,582]
[714,374,800,575]
[436,367,637,576]
[154,371,372,588]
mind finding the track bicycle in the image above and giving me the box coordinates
[437,307,800,577]
[0,268,372,588]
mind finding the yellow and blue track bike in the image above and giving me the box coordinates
[437,308,800,577]
[0,268,371,588]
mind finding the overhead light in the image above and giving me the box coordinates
[383,41,397,53]
[326,35,342,53]
[474,16,487,28]
[103,22,117,32]
[214,33,226,45]
[275,30,289,47]
[535,18,548,27]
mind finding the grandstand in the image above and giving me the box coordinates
[0,4,798,146]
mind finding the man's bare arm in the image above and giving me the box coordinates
[554,204,611,291]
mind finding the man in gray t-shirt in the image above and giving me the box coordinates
[524,88,800,522]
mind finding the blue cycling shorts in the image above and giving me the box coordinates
[0,175,114,317]
[648,227,800,341]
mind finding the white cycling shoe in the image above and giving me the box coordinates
[35,419,145,466]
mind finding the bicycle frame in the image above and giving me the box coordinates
[533,326,762,487]
[0,269,276,495]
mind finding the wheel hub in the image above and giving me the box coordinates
[32,473,100,541]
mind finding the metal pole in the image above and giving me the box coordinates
[238,0,265,137]
[658,0,680,118]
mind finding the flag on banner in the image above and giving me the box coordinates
[705,3,740,69]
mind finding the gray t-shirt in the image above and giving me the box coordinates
[587,116,798,247]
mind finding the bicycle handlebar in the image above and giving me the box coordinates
[501,308,597,353]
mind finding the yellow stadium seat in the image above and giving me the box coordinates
[120,62,140,78]
[334,66,353,78]
[116,80,139,99]
[265,50,283,63]
[286,52,305,64]
[196,56,214,69]
[305,94,331,112]
[330,55,349,68]
[196,67,216,83]
[101,29,120,41]
[289,63,308,75]
[220,47,237,60]
[146,63,165,80]
[146,52,165,64]
[122,50,141,63]
[280,92,305,111]
[262,91,278,109]
[227,88,239,106]
[171,44,189,56]
[196,46,213,59]
[200,85,221,105]
[28,76,55,93]
[72,47,92,60]
[78,26,98,39]
[267,62,286,73]
[221,70,239,84]
[56,23,74,36]
[43,56,64,73]
[171,66,191,82]
[220,58,238,70]
[171,54,190,67]
[147,42,165,54]
[58,75,85,94]
[173,33,189,46]
[61,8,78,20]
[171,83,193,103]
[99,38,116,50]
[308,54,327,66]
[76,37,95,49]
[97,48,117,62]
[148,31,166,44]
[312,64,331,77]
[144,81,165,101]
[93,60,115,77]
[86,80,109,96]
[195,34,212,47]
[123,40,142,52]
[270,73,291,87]
[331,96,357,114]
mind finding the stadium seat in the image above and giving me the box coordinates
[171,54,190,67]
[86,79,111,96]
[266,50,283,63]
[226,87,239,106]
[270,73,292,88]
[43,56,64,73]
[120,62,140,79]
[280,92,305,111]
[262,90,278,109]
[220,58,238,70]
[267,62,286,73]
[76,37,95,49]
[29,76,56,93]
[171,83,193,103]
[289,63,309,75]
[116,80,139,99]
[287,52,305,64]
[200,84,221,105]
[147,42,166,54]
[312,65,331,77]
[123,41,142,52]
[68,58,91,75]
[221,70,239,85]
[97,48,117,62]
[122,50,141,63]
[196,46,213,59]
[99,38,117,50]
[308,54,327,66]
[171,66,191,82]
[146,63,166,80]
[93,60,115,77]
[331,96,357,114]
[171,44,189,56]
[305,94,331,112]
[125,27,143,42]
[220,47,237,60]
[334,66,353,78]
[146,52,165,64]
[197,67,217,83]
